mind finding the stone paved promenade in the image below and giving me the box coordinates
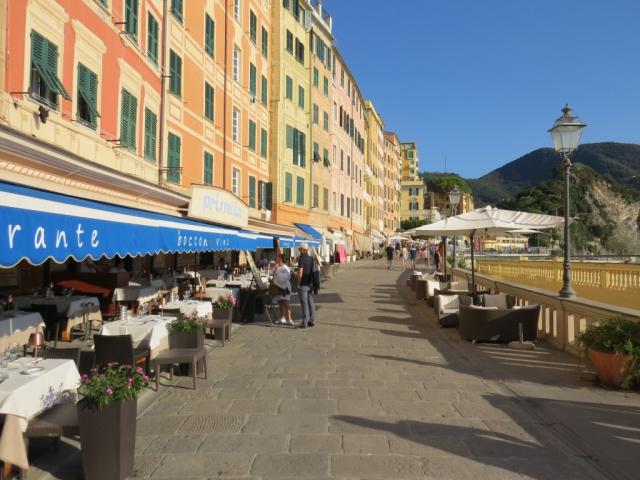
[130,259,640,480]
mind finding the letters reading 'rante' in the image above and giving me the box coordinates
[7,223,99,250]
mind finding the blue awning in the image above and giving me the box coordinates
[0,181,267,267]
[295,223,323,241]
[274,235,320,249]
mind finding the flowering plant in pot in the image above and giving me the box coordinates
[212,294,236,321]
[167,311,206,348]
[78,365,148,480]
[577,317,640,389]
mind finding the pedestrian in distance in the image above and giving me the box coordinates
[270,254,293,326]
[434,248,441,272]
[296,244,316,329]
[409,243,418,270]
[385,244,394,269]
[394,242,401,261]
[401,244,409,269]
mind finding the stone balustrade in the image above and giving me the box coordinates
[451,267,640,357]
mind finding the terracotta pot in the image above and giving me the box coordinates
[589,350,627,387]
[78,398,136,480]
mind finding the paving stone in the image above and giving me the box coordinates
[256,387,297,399]
[279,399,337,415]
[243,414,329,434]
[227,399,281,414]
[176,414,246,434]
[177,399,233,415]
[152,452,253,477]
[251,453,330,477]
[129,454,164,478]
[298,387,330,399]
[137,415,187,436]
[423,456,516,479]
[199,433,288,453]
[336,399,386,416]
[379,400,459,419]
[331,454,423,478]
[144,434,204,454]
[388,435,470,457]
[328,387,370,400]
[328,416,410,436]
[342,434,389,454]
[290,434,342,453]
[369,388,420,401]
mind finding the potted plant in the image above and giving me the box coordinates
[166,311,206,349]
[78,365,148,480]
[577,317,640,389]
[212,294,236,322]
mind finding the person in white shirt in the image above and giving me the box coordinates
[270,254,293,326]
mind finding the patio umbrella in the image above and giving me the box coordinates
[408,206,565,299]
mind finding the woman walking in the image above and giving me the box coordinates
[271,255,293,325]
[401,244,409,269]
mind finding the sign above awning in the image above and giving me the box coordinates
[294,223,323,241]
[188,185,249,229]
[0,181,261,268]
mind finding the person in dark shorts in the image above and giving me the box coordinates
[409,243,418,269]
[386,244,394,269]
[296,244,316,328]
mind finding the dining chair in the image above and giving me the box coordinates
[93,334,149,372]
[29,304,63,348]
[40,347,81,367]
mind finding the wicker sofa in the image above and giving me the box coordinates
[458,304,540,343]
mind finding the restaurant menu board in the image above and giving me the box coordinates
[244,251,267,289]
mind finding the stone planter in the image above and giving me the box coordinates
[78,398,137,480]
[589,350,628,387]
[212,307,233,322]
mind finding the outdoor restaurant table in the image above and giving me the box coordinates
[0,311,45,350]
[13,295,101,338]
[195,269,227,281]
[112,285,160,304]
[163,300,212,318]
[129,278,168,289]
[100,315,174,358]
[206,287,239,303]
[0,358,80,470]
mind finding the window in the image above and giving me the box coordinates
[296,176,304,206]
[120,89,137,151]
[323,148,329,167]
[143,108,157,161]
[204,82,214,122]
[259,181,272,209]
[171,0,183,21]
[323,76,329,96]
[167,133,181,184]
[261,75,267,106]
[332,146,336,164]
[285,76,293,100]
[297,86,304,109]
[341,69,344,87]
[313,184,319,208]
[124,0,138,39]
[232,107,240,142]
[285,124,293,148]
[203,151,213,185]
[294,38,304,63]
[233,0,241,21]
[249,63,256,96]
[248,119,256,151]
[292,129,305,166]
[313,142,319,162]
[169,50,182,97]
[232,46,241,82]
[407,150,414,159]
[147,13,159,64]
[333,192,337,211]
[347,197,351,218]
[284,172,292,202]
[347,155,351,175]
[323,187,328,210]
[260,128,267,158]
[29,31,70,107]
[232,168,240,195]
[313,67,318,87]
[205,14,215,57]
[340,149,344,171]
[244,175,255,207]
[286,30,293,53]
[323,111,328,131]
[312,104,318,124]
[261,27,268,57]
[76,63,99,129]
[340,194,344,216]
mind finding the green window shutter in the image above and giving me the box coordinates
[249,176,256,208]
[31,31,71,101]
[171,0,183,21]
[261,75,267,106]
[285,76,292,100]
[249,63,256,96]
[204,82,214,121]
[260,128,267,158]
[143,108,157,161]
[205,15,215,57]
[261,27,268,57]
[203,151,213,185]
[323,77,328,96]
[120,89,137,151]
[298,131,306,167]
[313,142,319,162]
[248,120,256,151]
[285,173,292,202]
[265,182,273,209]
[77,63,99,127]
[292,129,298,165]
[297,86,304,108]
[169,50,181,97]
[313,67,318,87]
[250,11,257,43]
[286,31,293,53]
[125,0,138,37]
[296,176,304,206]
[167,133,181,184]
[285,125,293,148]
[147,13,159,64]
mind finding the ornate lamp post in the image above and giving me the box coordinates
[448,186,462,268]
[548,104,586,298]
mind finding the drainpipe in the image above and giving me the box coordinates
[308,30,314,214]
[157,0,169,185]
[222,0,229,189]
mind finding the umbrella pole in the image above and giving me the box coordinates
[470,230,476,304]
[443,236,448,281]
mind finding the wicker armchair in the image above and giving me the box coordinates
[458,304,541,343]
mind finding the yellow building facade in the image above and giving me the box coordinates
[400,142,427,222]
[364,100,385,238]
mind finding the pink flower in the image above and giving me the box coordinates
[105,387,113,396]
[143,375,149,382]
[81,374,89,382]
[136,367,144,374]
[127,378,133,386]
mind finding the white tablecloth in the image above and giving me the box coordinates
[206,287,240,303]
[14,295,100,318]
[0,311,45,337]
[129,278,167,289]
[163,301,212,318]
[100,315,173,353]
[112,286,160,303]
[0,358,80,469]
[197,269,227,281]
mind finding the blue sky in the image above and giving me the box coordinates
[326,0,640,178]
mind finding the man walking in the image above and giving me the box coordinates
[296,244,316,328]
[385,244,394,269]
[409,243,418,270]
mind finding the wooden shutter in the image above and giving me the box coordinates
[260,128,267,158]
[125,0,138,36]
[205,15,214,57]
[120,90,131,148]
[203,151,213,185]
[249,120,256,150]
[249,63,256,95]
[265,182,273,209]
[148,13,158,63]
[261,75,267,105]
[167,133,181,184]
[144,108,157,161]
[205,82,214,120]
[249,176,256,208]
[296,176,304,205]
[261,27,268,57]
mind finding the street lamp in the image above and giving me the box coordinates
[548,104,586,298]
[448,186,462,269]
